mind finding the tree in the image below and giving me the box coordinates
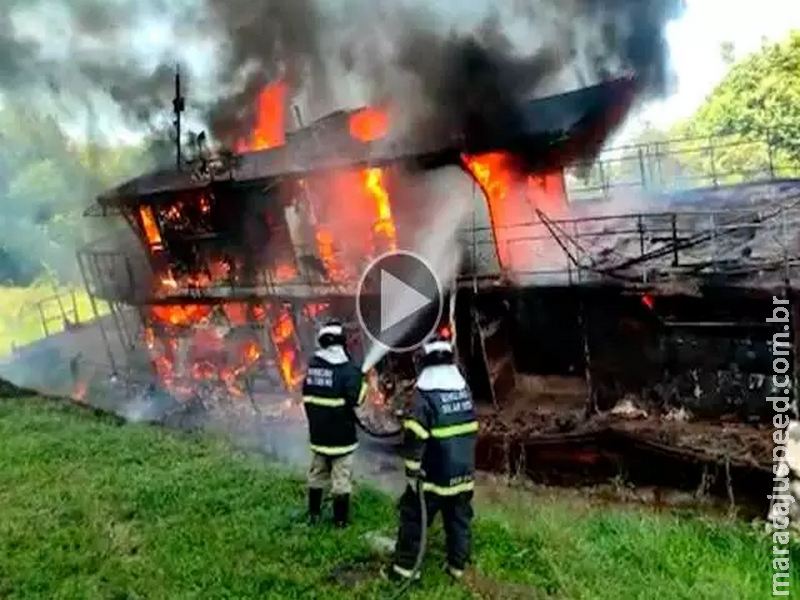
[679,31,800,177]
[590,31,800,193]
[0,104,154,286]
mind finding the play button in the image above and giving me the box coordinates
[357,250,443,352]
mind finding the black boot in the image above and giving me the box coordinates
[332,494,350,528]
[308,488,323,525]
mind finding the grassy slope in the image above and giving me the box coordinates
[0,395,795,600]
[0,285,105,356]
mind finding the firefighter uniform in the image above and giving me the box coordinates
[391,339,478,580]
[302,322,366,527]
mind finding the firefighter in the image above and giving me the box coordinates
[302,321,365,527]
[389,335,478,581]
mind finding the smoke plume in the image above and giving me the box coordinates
[1,0,686,142]
[0,0,684,283]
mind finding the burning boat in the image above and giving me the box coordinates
[72,70,800,514]
[77,74,638,405]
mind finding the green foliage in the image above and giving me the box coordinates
[581,31,800,197]
[667,31,800,183]
[0,285,107,356]
[683,32,800,164]
[0,395,789,599]
[0,105,153,285]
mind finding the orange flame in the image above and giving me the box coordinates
[363,168,397,252]
[273,263,298,282]
[139,206,163,248]
[269,305,304,389]
[235,81,287,152]
[462,152,518,269]
[463,152,568,272]
[304,303,330,319]
[304,165,398,280]
[315,228,344,281]
[142,301,312,399]
[150,304,212,327]
[349,107,389,142]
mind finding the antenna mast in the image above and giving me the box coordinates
[173,65,185,170]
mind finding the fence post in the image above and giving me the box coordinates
[709,141,718,187]
[710,214,718,273]
[767,133,776,179]
[125,256,135,301]
[37,302,49,337]
[637,214,645,258]
[598,161,608,198]
[671,213,679,267]
[637,147,647,191]
[70,289,78,323]
[655,142,665,189]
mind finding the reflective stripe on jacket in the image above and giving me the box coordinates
[302,353,363,456]
[401,369,478,495]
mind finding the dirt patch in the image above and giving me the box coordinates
[608,418,773,467]
[328,558,382,588]
[472,378,775,518]
[478,375,773,468]
[464,569,549,599]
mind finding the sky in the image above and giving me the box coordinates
[31,0,800,146]
[617,0,800,142]
[158,0,800,146]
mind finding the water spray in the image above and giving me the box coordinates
[360,169,471,373]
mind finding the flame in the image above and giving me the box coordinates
[222,302,249,326]
[273,263,298,282]
[73,380,88,402]
[269,304,304,389]
[142,301,311,400]
[463,152,568,272]
[133,98,407,401]
[308,173,362,281]
[349,107,389,142]
[363,168,397,252]
[462,153,519,269]
[151,304,212,327]
[235,81,287,152]
[304,303,330,319]
[139,206,163,248]
[315,228,343,281]
[303,166,398,280]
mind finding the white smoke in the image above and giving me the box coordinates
[362,166,473,371]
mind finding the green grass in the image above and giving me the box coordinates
[0,395,795,600]
[0,285,106,356]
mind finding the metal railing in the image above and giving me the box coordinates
[18,288,85,340]
[74,195,800,308]
[565,133,800,201]
[74,131,800,304]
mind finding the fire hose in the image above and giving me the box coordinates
[385,473,427,600]
[354,412,402,439]
[352,377,427,598]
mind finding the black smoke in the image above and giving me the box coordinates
[0,0,685,146]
